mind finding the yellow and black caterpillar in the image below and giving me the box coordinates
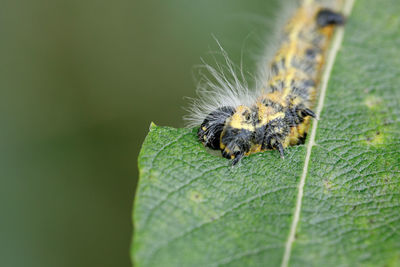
[187,3,344,165]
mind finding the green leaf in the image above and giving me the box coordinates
[132,0,400,266]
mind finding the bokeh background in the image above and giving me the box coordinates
[1,0,278,266]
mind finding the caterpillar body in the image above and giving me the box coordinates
[186,2,345,165]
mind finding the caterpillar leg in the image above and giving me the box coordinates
[277,143,285,159]
[231,152,244,166]
[317,9,345,27]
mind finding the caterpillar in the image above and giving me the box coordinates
[185,1,345,165]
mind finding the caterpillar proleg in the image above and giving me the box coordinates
[185,0,345,165]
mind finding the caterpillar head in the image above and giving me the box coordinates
[198,105,256,165]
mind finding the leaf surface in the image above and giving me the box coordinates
[132,0,400,266]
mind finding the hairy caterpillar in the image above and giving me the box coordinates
[185,1,345,165]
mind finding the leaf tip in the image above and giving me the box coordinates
[149,122,157,131]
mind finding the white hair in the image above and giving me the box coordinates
[184,0,339,127]
[183,38,259,128]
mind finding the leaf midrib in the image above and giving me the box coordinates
[280,0,357,265]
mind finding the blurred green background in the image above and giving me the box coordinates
[0,0,278,266]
